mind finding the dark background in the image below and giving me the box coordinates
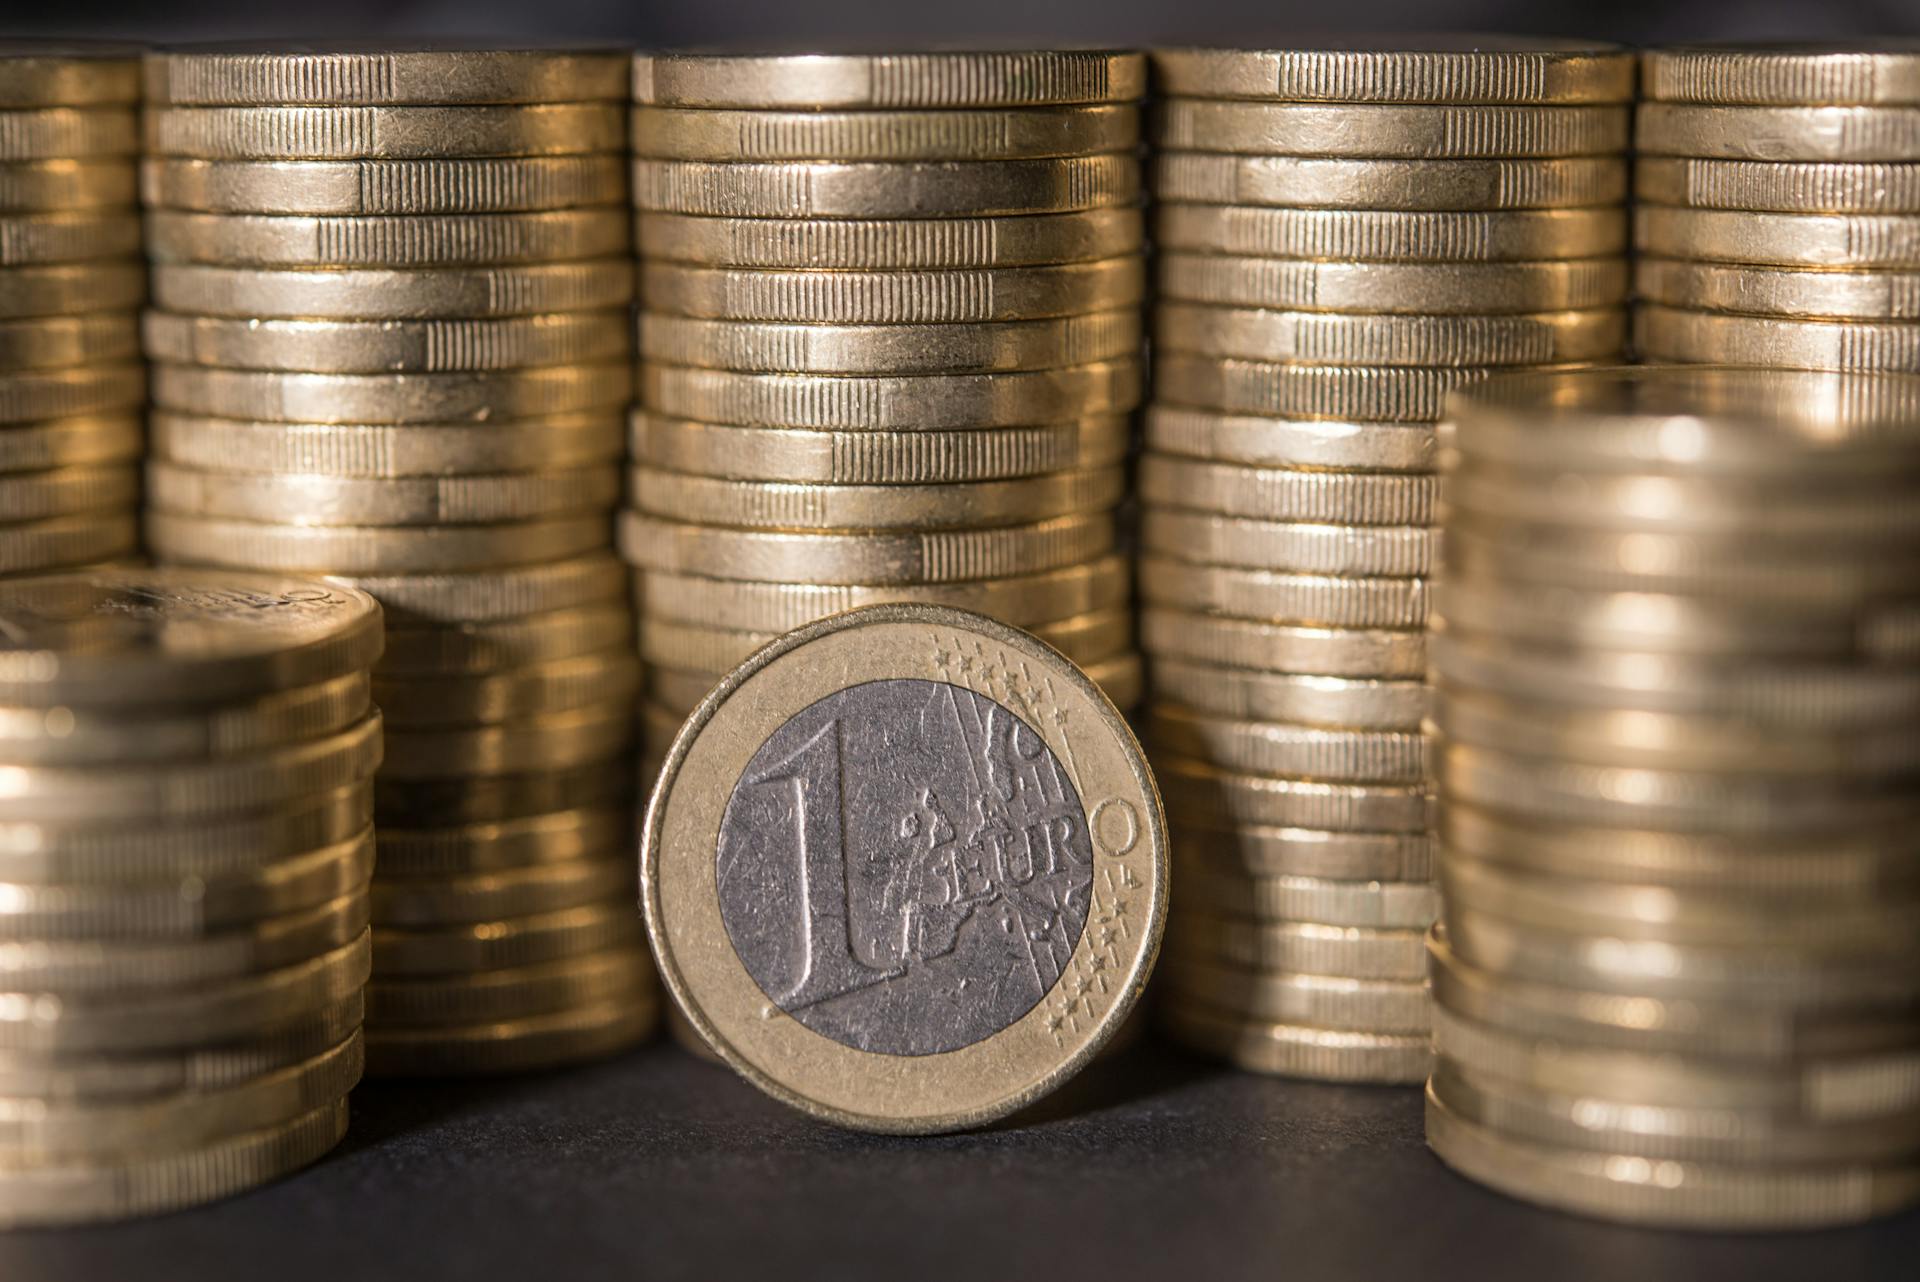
[3,0,1918,45]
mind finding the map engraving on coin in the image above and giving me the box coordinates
[717,677,1092,1056]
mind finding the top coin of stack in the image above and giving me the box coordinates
[0,42,145,576]
[139,44,658,1077]
[1636,40,1920,369]
[1426,366,1920,1230]
[1140,37,1634,1082]
[623,48,1148,771]
[0,568,382,1226]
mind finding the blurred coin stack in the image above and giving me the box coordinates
[139,45,657,1076]
[1141,39,1635,1081]
[0,42,144,575]
[0,569,380,1226]
[1426,367,1920,1229]
[1637,41,1920,369]
[624,49,1148,776]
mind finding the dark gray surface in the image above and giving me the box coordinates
[2,1038,1913,1280]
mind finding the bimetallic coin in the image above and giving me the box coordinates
[145,461,618,527]
[1138,455,1435,525]
[630,465,1123,531]
[1150,153,1627,212]
[1152,203,1627,262]
[643,604,1165,1133]
[145,208,629,268]
[371,901,641,976]
[368,856,630,925]
[1153,304,1624,367]
[1635,256,1920,321]
[328,554,624,625]
[1150,659,1429,731]
[1635,204,1920,268]
[1154,101,1628,157]
[0,514,134,575]
[1157,253,1629,315]
[1159,1000,1431,1083]
[0,211,140,266]
[631,155,1140,218]
[631,50,1146,108]
[1156,754,1432,833]
[0,107,136,160]
[1167,909,1431,978]
[1140,560,1429,629]
[146,512,610,575]
[636,310,1139,374]
[637,257,1144,324]
[144,307,630,374]
[1642,41,1920,106]
[1634,156,1920,214]
[149,261,633,321]
[633,208,1144,269]
[145,103,624,159]
[0,262,144,320]
[1149,704,1428,784]
[629,412,1129,484]
[0,313,139,370]
[0,158,134,211]
[378,703,632,781]
[1140,512,1435,574]
[632,104,1137,160]
[366,947,647,1025]
[150,362,630,425]
[372,649,639,727]
[1158,955,1429,1034]
[147,44,631,105]
[374,807,630,878]
[152,412,623,478]
[1156,354,1536,424]
[0,42,140,107]
[1150,39,1634,105]
[0,363,143,422]
[1636,102,1920,162]
[1637,304,1920,372]
[378,604,630,675]
[363,995,657,1076]
[374,760,629,828]
[141,155,628,215]
[1144,407,1436,472]
[0,464,136,522]
[1141,607,1425,679]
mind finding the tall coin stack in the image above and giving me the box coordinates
[623,48,1148,778]
[1637,41,1920,370]
[1426,367,1920,1230]
[0,569,380,1226]
[1141,39,1635,1081]
[139,45,658,1076]
[0,42,143,575]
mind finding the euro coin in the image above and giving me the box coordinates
[1150,38,1634,105]
[631,49,1146,109]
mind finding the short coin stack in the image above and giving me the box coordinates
[139,44,657,1075]
[1426,367,1920,1230]
[623,49,1148,774]
[0,42,144,575]
[0,569,381,1226]
[1141,38,1635,1082]
[1637,41,1920,369]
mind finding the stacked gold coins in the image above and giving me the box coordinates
[0,569,381,1226]
[1141,39,1635,1081]
[1427,367,1920,1230]
[0,42,144,575]
[1637,42,1920,369]
[623,48,1148,777]
[138,44,657,1076]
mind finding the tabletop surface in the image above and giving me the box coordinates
[5,1038,1915,1281]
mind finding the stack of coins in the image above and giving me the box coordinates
[1141,38,1635,1082]
[623,49,1148,776]
[1426,367,1920,1230]
[0,569,380,1226]
[1637,41,1920,369]
[139,44,658,1076]
[0,42,143,575]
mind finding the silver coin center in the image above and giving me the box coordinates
[716,677,1094,1056]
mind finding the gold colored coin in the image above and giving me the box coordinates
[146,103,624,159]
[636,554,1129,633]
[1139,558,1428,628]
[371,901,642,976]
[0,157,134,210]
[0,513,134,574]
[1138,454,1435,525]
[1154,100,1627,157]
[1642,41,1920,106]
[1149,704,1429,784]
[0,106,135,160]
[630,465,1123,531]
[141,155,628,215]
[0,43,140,107]
[363,995,657,1076]
[1156,754,1432,833]
[145,511,610,574]
[374,807,630,878]
[144,309,629,374]
[632,104,1137,160]
[374,760,629,828]
[0,463,135,521]
[1157,253,1629,314]
[1157,956,1431,1034]
[644,604,1166,1132]
[378,604,631,674]
[373,649,639,728]
[147,44,631,105]
[1155,354,1526,423]
[630,155,1140,218]
[637,257,1144,323]
[639,360,1141,430]
[153,412,623,477]
[0,414,140,472]
[1636,101,1920,162]
[631,50,1147,108]
[1141,607,1425,678]
[150,362,629,424]
[633,207,1144,269]
[1153,302,1623,367]
[379,703,632,781]
[1144,407,1436,472]
[1150,658,1428,731]
[328,553,624,625]
[1635,204,1920,268]
[636,310,1139,373]
[369,856,630,925]
[0,362,143,422]
[0,261,144,319]
[1159,1000,1431,1083]
[1634,256,1920,321]
[1167,908,1431,977]
[1634,156,1920,214]
[1150,39,1634,105]
[629,411,1129,483]
[145,207,629,268]
[149,261,633,320]
[0,313,139,370]
[1141,510,1434,574]
[1150,153,1626,211]
[146,461,618,526]
[618,510,1114,585]
[0,210,140,266]
[1152,203,1627,262]
[366,947,647,1025]
[1636,304,1920,372]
